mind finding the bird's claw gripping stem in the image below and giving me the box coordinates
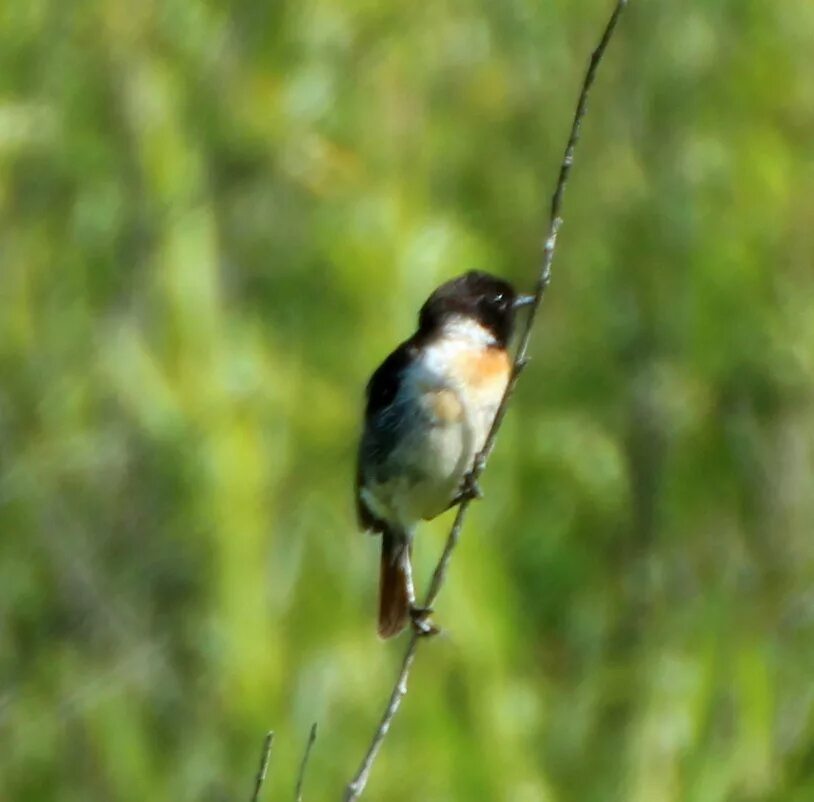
[461,470,484,501]
[409,606,439,637]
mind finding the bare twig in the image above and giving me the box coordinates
[343,637,419,801]
[295,723,318,802]
[250,731,275,802]
[344,2,628,800]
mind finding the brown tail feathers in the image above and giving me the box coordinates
[378,528,412,639]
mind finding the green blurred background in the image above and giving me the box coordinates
[2,0,814,800]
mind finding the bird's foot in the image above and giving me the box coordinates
[409,605,439,637]
[460,469,484,502]
[443,467,485,512]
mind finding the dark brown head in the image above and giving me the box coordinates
[418,270,533,347]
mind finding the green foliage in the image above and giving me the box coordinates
[1,1,813,800]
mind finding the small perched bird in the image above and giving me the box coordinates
[355,271,533,638]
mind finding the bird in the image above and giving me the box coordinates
[355,270,534,638]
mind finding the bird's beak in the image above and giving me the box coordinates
[513,294,535,309]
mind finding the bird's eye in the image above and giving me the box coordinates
[494,293,504,304]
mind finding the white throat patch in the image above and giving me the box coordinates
[439,315,496,348]
[412,315,496,392]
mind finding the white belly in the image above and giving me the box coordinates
[365,385,504,526]
[361,325,509,529]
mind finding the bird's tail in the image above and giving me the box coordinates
[378,527,412,639]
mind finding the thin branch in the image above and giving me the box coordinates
[250,731,275,802]
[295,723,318,802]
[343,638,419,802]
[344,2,628,799]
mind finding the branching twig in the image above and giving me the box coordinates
[295,723,318,802]
[250,731,275,802]
[344,2,627,800]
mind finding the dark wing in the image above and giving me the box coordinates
[363,338,416,418]
[355,339,416,533]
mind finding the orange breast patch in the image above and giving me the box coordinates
[454,347,511,390]
[426,388,465,423]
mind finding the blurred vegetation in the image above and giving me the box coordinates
[1,1,814,800]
